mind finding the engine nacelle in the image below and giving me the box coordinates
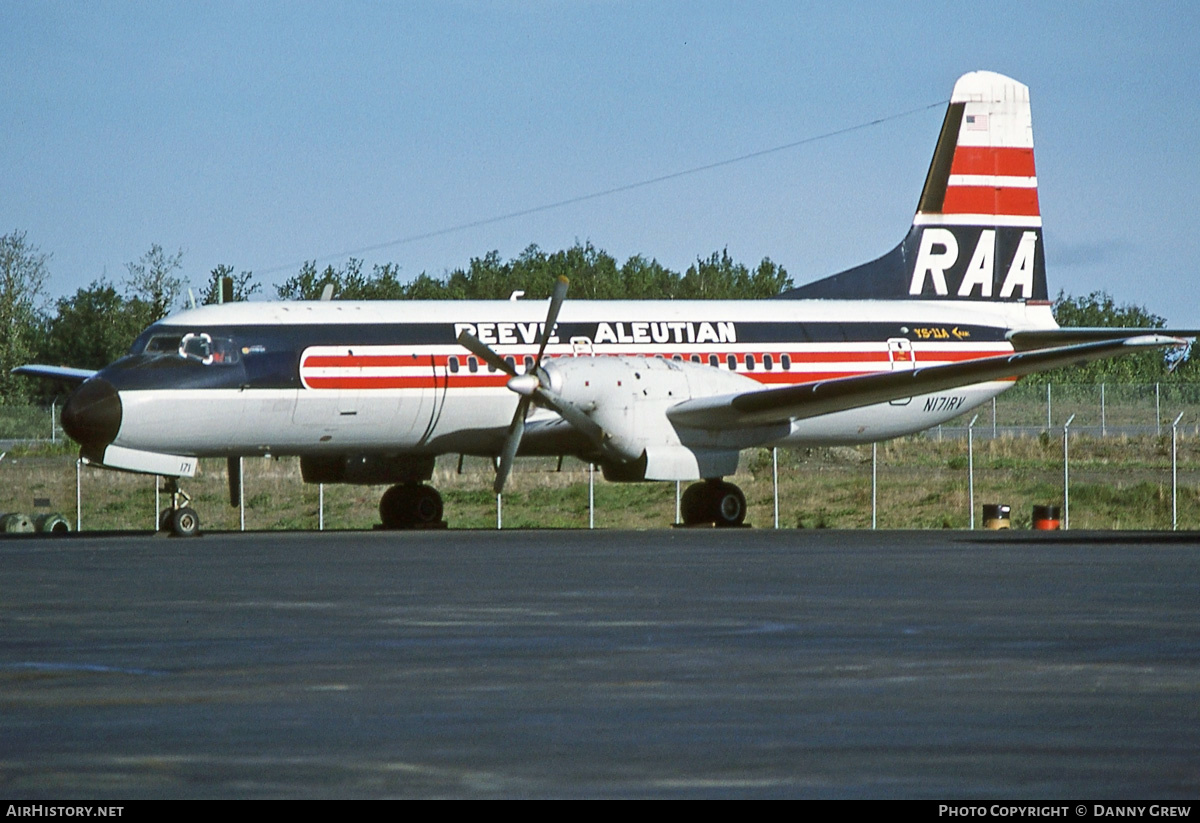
[543,356,755,479]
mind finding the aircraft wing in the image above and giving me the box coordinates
[11,365,99,385]
[667,335,1184,430]
[1009,328,1200,350]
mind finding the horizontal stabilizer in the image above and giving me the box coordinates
[668,335,1184,429]
[12,364,98,384]
[1009,328,1200,350]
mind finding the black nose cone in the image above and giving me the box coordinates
[62,378,122,452]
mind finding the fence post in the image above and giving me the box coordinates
[675,480,681,526]
[238,457,245,532]
[871,442,877,530]
[496,493,502,530]
[1156,383,1162,436]
[772,447,779,529]
[1047,383,1052,431]
[319,483,324,531]
[51,401,56,442]
[992,396,997,438]
[1101,383,1106,437]
[76,458,82,532]
[1063,413,1076,530]
[589,463,595,530]
[968,414,979,530]
[1172,412,1184,530]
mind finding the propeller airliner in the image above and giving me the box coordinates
[16,71,1190,535]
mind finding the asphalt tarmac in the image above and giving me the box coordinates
[1,528,1198,799]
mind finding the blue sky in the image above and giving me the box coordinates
[4,1,1199,322]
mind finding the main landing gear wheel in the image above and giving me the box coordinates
[681,479,747,527]
[380,483,445,529]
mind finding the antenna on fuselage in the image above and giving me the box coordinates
[319,283,335,301]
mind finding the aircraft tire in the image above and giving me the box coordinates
[170,507,201,538]
[680,480,745,526]
[710,481,747,527]
[410,484,444,525]
[681,482,712,525]
[380,484,444,529]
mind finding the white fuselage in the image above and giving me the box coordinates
[105,296,1056,464]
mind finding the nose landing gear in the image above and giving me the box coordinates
[159,478,201,537]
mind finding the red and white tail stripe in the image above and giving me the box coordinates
[916,71,1040,228]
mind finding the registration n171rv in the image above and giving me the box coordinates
[16,71,1190,534]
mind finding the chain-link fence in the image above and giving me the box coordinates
[0,402,62,442]
[933,382,1200,439]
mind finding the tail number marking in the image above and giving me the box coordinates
[924,395,966,413]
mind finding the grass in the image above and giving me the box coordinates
[3,432,1200,532]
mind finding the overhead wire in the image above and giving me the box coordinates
[256,98,948,276]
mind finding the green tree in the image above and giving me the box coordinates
[402,272,451,299]
[42,279,156,373]
[679,249,749,299]
[1045,290,1189,383]
[202,264,261,305]
[0,231,51,403]
[618,254,679,299]
[125,244,184,318]
[275,260,330,300]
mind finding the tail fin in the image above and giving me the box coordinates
[781,70,1047,302]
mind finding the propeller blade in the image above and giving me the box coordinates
[493,396,531,494]
[457,330,517,376]
[534,276,569,366]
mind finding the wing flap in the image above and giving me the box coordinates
[668,335,1183,430]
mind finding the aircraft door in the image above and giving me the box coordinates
[887,337,915,406]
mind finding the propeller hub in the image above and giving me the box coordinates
[506,373,540,396]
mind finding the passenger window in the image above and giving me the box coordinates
[781,353,792,370]
[763,354,774,370]
[449,356,459,374]
[708,354,719,368]
[468,356,478,374]
[726,354,737,370]
[745,354,756,371]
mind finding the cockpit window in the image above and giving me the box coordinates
[179,333,241,365]
[144,334,184,354]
